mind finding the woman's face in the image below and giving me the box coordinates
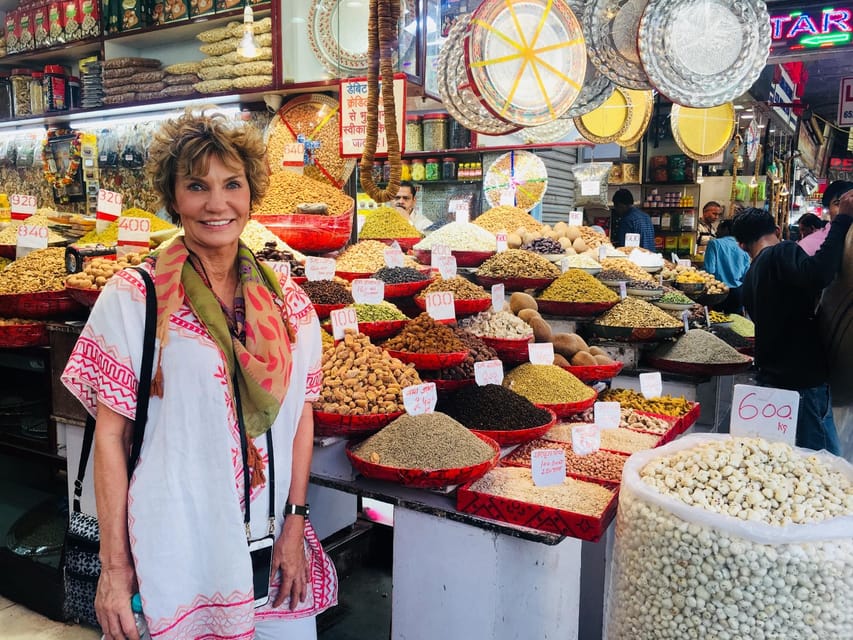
[173,154,250,255]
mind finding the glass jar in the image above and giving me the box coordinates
[400,159,411,182]
[371,161,383,184]
[11,69,32,117]
[405,115,422,152]
[43,64,67,112]
[67,75,80,109]
[442,157,456,180]
[382,161,391,184]
[29,72,44,115]
[411,158,426,182]
[422,113,448,151]
[0,74,12,120]
[425,158,440,181]
[448,118,470,150]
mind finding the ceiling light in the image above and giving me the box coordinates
[740,113,754,119]
[734,104,745,110]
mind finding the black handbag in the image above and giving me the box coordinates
[62,268,157,626]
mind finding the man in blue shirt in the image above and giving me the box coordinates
[611,188,656,251]
[702,219,750,314]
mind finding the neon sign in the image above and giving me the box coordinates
[770,6,853,54]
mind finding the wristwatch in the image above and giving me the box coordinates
[284,502,310,518]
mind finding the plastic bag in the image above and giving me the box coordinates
[569,162,612,207]
[606,434,852,640]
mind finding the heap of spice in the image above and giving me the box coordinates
[350,301,408,322]
[413,221,496,252]
[458,310,533,339]
[545,422,661,454]
[351,412,496,469]
[0,247,68,293]
[474,205,543,234]
[709,325,752,350]
[359,206,422,240]
[301,280,353,305]
[599,258,655,283]
[594,298,683,329]
[657,290,694,305]
[254,170,353,217]
[503,363,595,405]
[77,209,175,245]
[373,266,429,284]
[439,384,551,431]
[538,269,619,303]
[420,276,489,300]
[315,330,421,415]
[383,312,466,354]
[476,249,560,279]
[337,240,420,273]
[728,313,755,337]
[600,388,693,417]
[420,327,498,380]
[505,439,627,483]
[651,329,751,365]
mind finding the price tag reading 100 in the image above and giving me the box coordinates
[330,307,358,340]
[425,291,455,321]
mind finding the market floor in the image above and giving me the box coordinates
[0,595,99,639]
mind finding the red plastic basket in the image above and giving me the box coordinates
[0,290,86,320]
[470,407,557,446]
[413,296,492,317]
[257,208,353,253]
[475,275,556,292]
[535,299,618,317]
[313,409,404,437]
[479,335,534,364]
[0,321,49,348]
[644,355,753,377]
[413,249,496,268]
[534,390,598,418]
[346,432,500,488]
[322,319,408,340]
[560,361,623,382]
[312,302,349,319]
[384,349,469,369]
[65,285,101,308]
[381,278,433,299]
[335,270,375,282]
[420,377,476,394]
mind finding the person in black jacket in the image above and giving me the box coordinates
[732,197,853,455]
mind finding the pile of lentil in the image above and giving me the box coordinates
[467,467,614,516]
[255,241,305,277]
[600,388,693,417]
[359,206,421,240]
[594,298,683,329]
[350,301,408,322]
[0,247,68,293]
[439,384,551,431]
[254,170,353,217]
[373,266,429,284]
[651,329,750,365]
[420,276,489,300]
[538,269,619,303]
[337,240,420,273]
[656,290,693,305]
[476,250,560,279]
[474,205,543,233]
[458,310,533,339]
[315,330,421,415]
[383,312,466,354]
[301,280,353,305]
[420,327,498,380]
[545,422,661,454]
[505,439,626,483]
[78,209,175,245]
[413,221,496,251]
[503,363,595,405]
[727,313,755,337]
[351,412,496,469]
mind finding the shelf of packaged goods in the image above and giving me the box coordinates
[403,149,482,158]
[414,179,482,186]
[643,182,699,188]
[0,37,102,67]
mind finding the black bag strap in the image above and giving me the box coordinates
[73,267,158,513]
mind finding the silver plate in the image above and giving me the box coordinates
[638,0,771,108]
[566,62,616,117]
[584,0,653,90]
[512,118,577,144]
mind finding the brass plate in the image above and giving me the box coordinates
[670,103,736,162]
[574,87,633,143]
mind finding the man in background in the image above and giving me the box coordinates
[393,182,432,233]
[798,180,853,256]
[611,188,655,251]
[697,201,723,250]
[702,219,750,314]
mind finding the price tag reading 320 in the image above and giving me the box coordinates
[730,384,799,446]
[96,189,123,232]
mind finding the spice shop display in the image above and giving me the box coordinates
[254,242,306,279]
[0,214,67,256]
[240,220,306,263]
[591,297,683,341]
[420,327,498,388]
[64,251,147,306]
[0,247,84,319]
[475,249,560,291]
[321,302,409,340]
[653,290,695,310]
[76,208,176,246]
[414,220,497,252]
[503,363,596,417]
[599,389,699,432]
[458,309,533,362]
[383,312,468,369]
[300,279,353,319]
[606,435,852,640]
[536,268,619,316]
[337,240,420,278]
[646,329,752,376]
[474,205,544,235]
[504,439,627,485]
[415,277,491,316]
[521,237,563,256]
[544,422,662,454]
[358,206,421,245]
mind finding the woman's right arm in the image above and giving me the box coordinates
[94,401,141,640]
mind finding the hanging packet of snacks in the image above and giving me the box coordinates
[570,162,612,206]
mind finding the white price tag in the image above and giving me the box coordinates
[568,211,583,227]
[96,189,123,232]
[495,232,508,253]
[330,306,358,340]
[491,283,505,313]
[266,260,290,284]
[531,448,566,486]
[704,305,711,328]
[681,309,691,333]
[10,193,37,221]
[619,282,627,300]
[677,259,692,268]
[436,255,457,280]
[402,383,437,416]
[456,209,470,224]
[625,233,640,248]
[499,188,516,206]
[730,384,799,446]
[594,401,621,429]
[560,257,571,273]
[474,360,504,386]
[432,244,451,257]
[305,257,336,281]
[384,247,404,268]
[580,180,600,196]
[357,214,366,233]
[390,240,402,252]
[528,342,554,365]
[116,216,151,258]
[16,223,49,258]
[639,372,663,400]
[572,424,601,456]
[598,245,608,262]
[282,142,305,174]
[352,278,385,305]
[425,291,455,321]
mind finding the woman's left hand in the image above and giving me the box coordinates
[271,516,309,610]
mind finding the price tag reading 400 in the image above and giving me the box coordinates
[329,307,358,341]
[425,291,455,322]
[305,257,336,281]
[116,216,151,258]
[403,383,437,416]
[10,193,37,220]
[16,224,49,258]
[730,384,799,446]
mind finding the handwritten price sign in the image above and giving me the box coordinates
[495,232,508,253]
[10,194,37,220]
[384,247,404,268]
[568,211,583,227]
[352,278,384,305]
[491,283,505,313]
[474,360,504,386]
[402,383,437,416]
[730,384,798,446]
[528,342,554,365]
[425,291,455,321]
[96,189,123,232]
[639,372,662,400]
[625,233,640,248]
[305,257,336,281]
[435,255,457,279]
[330,306,358,340]
[594,401,621,429]
[531,448,566,486]
[16,224,48,258]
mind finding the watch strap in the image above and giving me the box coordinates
[284,502,309,517]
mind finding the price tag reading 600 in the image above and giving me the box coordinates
[730,384,799,446]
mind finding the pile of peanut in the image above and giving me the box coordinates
[506,438,627,483]
[65,252,147,290]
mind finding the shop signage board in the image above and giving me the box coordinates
[730,384,799,446]
[339,74,406,158]
[768,3,853,60]
[839,77,853,127]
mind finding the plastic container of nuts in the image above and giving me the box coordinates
[261,208,353,253]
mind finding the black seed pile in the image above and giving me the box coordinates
[373,266,429,284]
[439,384,552,431]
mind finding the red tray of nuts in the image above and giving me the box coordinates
[502,438,628,487]
[0,319,49,348]
[313,409,404,437]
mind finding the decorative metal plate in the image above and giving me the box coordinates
[438,13,519,135]
[466,0,587,127]
[566,62,616,117]
[638,0,771,108]
[513,118,577,145]
[574,86,633,143]
[616,88,653,147]
[483,150,549,211]
[584,0,653,90]
[745,119,760,162]
[671,102,736,162]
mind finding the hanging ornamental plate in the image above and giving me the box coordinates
[465,0,587,127]
[583,0,653,90]
[616,88,654,147]
[566,0,616,117]
[745,119,760,162]
[638,0,771,108]
[670,102,737,162]
[483,150,549,212]
[574,86,633,143]
[513,118,577,145]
